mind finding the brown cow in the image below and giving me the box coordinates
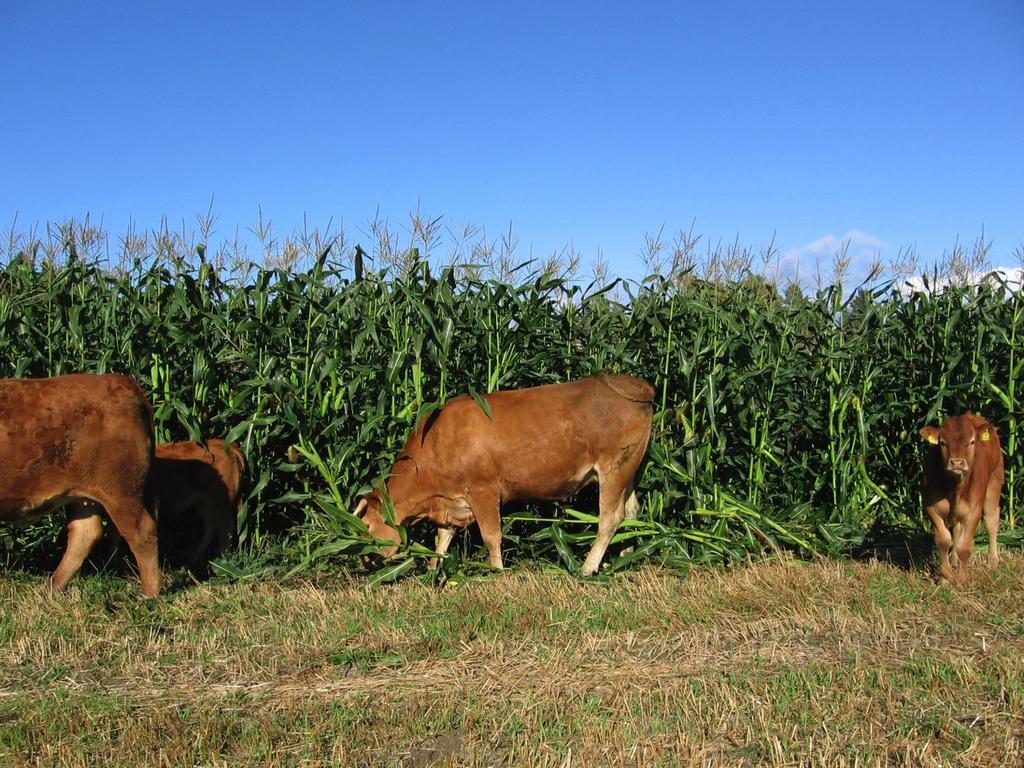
[0,374,160,596]
[920,412,1004,585]
[83,438,245,569]
[151,439,244,566]
[356,374,654,576]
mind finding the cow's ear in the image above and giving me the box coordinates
[971,415,998,441]
[919,426,940,445]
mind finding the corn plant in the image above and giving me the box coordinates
[0,222,1021,577]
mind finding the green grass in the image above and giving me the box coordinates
[2,554,1023,766]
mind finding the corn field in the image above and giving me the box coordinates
[1,222,1022,579]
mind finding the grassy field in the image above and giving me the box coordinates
[2,551,1022,767]
[2,222,1023,765]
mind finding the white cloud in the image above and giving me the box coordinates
[774,229,888,286]
[900,266,1024,295]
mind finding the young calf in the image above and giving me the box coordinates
[920,413,1004,585]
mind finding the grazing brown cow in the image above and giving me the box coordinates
[0,374,160,596]
[356,374,654,576]
[920,412,1004,585]
[151,439,244,566]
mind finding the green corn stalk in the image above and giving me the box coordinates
[1,220,1022,576]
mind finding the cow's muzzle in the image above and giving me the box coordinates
[947,459,969,477]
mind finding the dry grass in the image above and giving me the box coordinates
[1,554,1023,767]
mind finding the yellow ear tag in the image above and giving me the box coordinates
[979,430,991,442]
[926,434,939,445]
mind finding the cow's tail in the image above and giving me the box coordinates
[143,427,160,524]
[136,435,159,530]
[105,376,162,566]
[121,373,160,523]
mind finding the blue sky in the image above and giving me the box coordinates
[2,1,1022,283]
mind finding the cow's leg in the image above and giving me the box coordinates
[951,518,964,577]
[49,505,105,591]
[624,490,640,521]
[925,502,956,583]
[105,499,160,598]
[618,490,641,557]
[429,526,457,570]
[954,509,982,586]
[582,476,631,577]
[983,479,1001,569]
[471,490,503,570]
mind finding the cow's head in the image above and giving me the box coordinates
[354,490,401,557]
[920,414,995,481]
